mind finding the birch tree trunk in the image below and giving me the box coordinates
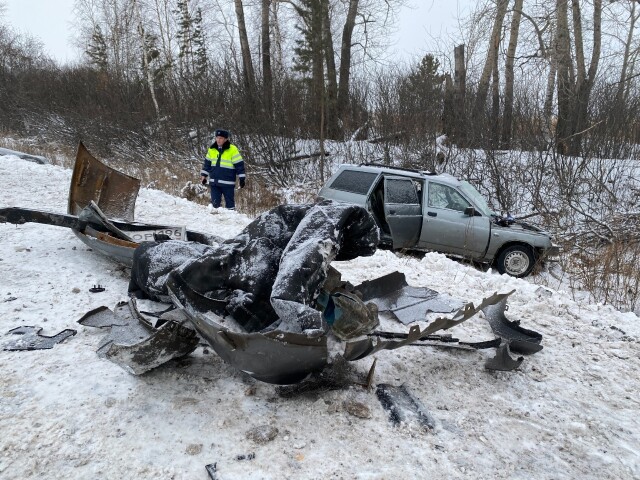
[571,0,588,85]
[501,0,523,148]
[616,0,637,104]
[446,44,466,144]
[569,0,601,155]
[271,1,285,78]
[544,27,557,122]
[453,44,467,142]
[474,0,509,119]
[336,0,359,132]
[133,0,161,120]
[234,0,256,97]
[261,0,273,116]
[491,47,500,146]
[555,0,572,153]
[310,2,325,138]
[321,0,338,138]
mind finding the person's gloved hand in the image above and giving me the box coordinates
[200,176,208,185]
[239,178,246,189]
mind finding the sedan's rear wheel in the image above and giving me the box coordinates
[496,245,535,278]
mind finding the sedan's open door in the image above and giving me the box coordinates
[383,176,422,249]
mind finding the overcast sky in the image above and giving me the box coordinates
[2,0,472,64]
[3,0,78,63]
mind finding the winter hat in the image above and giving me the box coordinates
[214,129,230,138]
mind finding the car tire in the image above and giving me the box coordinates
[496,245,535,278]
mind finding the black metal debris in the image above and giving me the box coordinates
[78,299,199,375]
[4,326,76,351]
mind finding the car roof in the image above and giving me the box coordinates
[336,163,461,186]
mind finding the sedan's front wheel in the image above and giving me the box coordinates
[496,245,535,278]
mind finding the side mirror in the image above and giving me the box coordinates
[464,207,477,217]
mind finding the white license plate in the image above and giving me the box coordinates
[127,227,187,242]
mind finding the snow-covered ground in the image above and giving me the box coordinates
[0,154,638,479]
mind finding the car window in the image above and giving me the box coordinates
[427,182,471,212]
[459,181,494,216]
[386,178,420,204]
[328,170,378,195]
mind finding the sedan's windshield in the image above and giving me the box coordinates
[459,181,494,216]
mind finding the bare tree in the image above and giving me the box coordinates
[234,0,257,97]
[261,0,273,115]
[134,0,162,119]
[336,0,359,130]
[443,44,466,144]
[500,0,523,148]
[74,0,139,80]
[322,0,338,137]
[474,0,509,122]
[555,0,602,156]
[151,0,175,73]
[270,0,286,78]
[544,25,557,123]
[615,0,639,105]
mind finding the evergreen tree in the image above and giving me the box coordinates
[86,25,109,72]
[192,8,208,79]
[292,0,326,136]
[174,0,207,79]
[293,0,323,76]
[398,54,445,134]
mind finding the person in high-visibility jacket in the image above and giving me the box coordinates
[200,129,246,210]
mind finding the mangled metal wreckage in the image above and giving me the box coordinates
[0,142,221,266]
[1,143,544,384]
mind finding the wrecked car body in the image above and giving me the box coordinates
[0,142,220,266]
[318,163,560,278]
[129,201,380,384]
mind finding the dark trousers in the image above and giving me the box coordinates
[210,183,236,209]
